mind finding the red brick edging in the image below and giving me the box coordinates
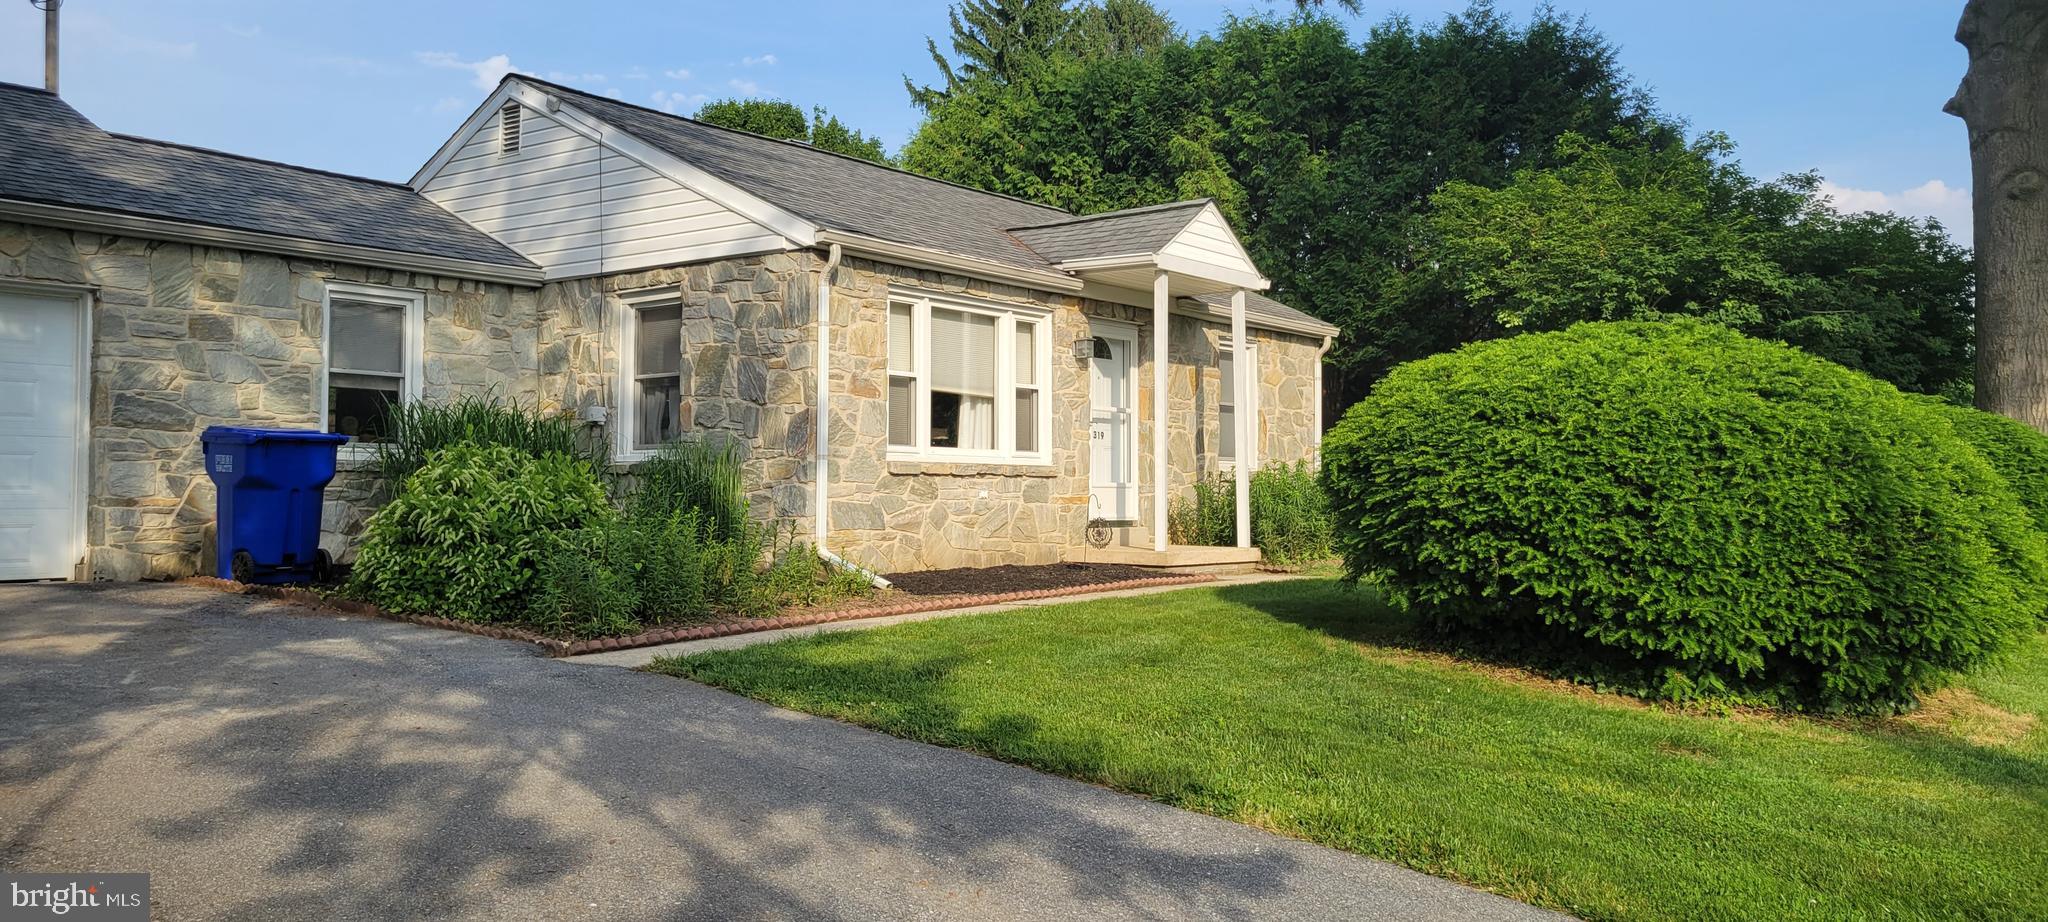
[179,571,1216,658]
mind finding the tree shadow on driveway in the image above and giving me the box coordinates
[0,582,1538,921]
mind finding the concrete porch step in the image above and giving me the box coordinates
[1067,544,1265,575]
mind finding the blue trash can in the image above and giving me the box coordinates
[201,427,352,584]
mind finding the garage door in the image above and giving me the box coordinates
[0,288,82,581]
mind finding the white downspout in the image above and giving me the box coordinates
[1313,334,1333,467]
[1231,288,1251,549]
[811,243,891,588]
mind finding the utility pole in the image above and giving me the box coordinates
[35,0,61,94]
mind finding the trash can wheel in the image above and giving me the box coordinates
[313,548,334,584]
[230,550,256,584]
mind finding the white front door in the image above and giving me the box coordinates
[0,289,83,580]
[1089,332,1135,521]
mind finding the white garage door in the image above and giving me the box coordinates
[0,288,83,581]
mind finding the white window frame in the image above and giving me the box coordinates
[321,282,425,461]
[613,289,686,463]
[1218,336,1258,470]
[885,288,1052,466]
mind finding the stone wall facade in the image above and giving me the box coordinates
[0,220,535,580]
[536,253,819,529]
[1,219,1321,581]
[818,256,1326,573]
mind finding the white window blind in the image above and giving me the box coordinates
[889,302,914,372]
[930,308,996,396]
[331,299,404,374]
[636,305,682,377]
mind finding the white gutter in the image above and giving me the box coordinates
[815,229,1083,294]
[0,198,546,287]
[811,243,891,589]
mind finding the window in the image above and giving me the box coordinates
[626,301,684,453]
[1218,340,1257,466]
[323,284,422,447]
[1218,350,1237,462]
[885,292,1050,462]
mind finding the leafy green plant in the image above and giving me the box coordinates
[350,442,612,622]
[1249,461,1334,567]
[1321,319,2048,712]
[371,393,609,489]
[629,437,750,541]
[527,525,641,638]
[1168,476,1235,547]
[1169,466,1335,568]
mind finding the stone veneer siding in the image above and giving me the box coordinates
[1,218,1321,581]
[0,220,536,580]
[533,253,819,531]
[820,256,1324,573]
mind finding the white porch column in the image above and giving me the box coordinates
[1152,269,1170,552]
[1231,288,1251,549]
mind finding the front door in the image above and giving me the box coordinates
[1089,332,1135,522]
[0,288,82,580]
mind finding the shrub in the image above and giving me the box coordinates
[1168,477,1236,546]
[350,442,612,622]
[371,393,609,488]
[1321,320,2048,712]
[629,437,749,541]
[528,525,641,638]
[1249,462,1335,567]
[1168,465,1335,568]
[1933,400,2048,532]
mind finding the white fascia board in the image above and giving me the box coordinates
[1058,253,1270,292]
[0,198,545,286]
[1077,278,1334,338]
[816,230,1084,294]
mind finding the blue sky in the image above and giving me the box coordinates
[0,0,1973,241]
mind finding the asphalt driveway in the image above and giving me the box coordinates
[0,582,1557,921]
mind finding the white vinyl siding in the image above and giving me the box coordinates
[1160,205,1259,277]
[420,104,786,279]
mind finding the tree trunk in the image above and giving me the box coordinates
[1948,0,2048,428]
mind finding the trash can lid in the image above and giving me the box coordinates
[201,426,353,445]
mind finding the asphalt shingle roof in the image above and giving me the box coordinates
[518,76,1072,273]
[519,78,1335,336]
[0,81,534,270]
[1007,201,1209,264]
[1189,291,1336,338]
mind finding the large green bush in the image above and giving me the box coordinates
[1934,400,2048,532]
[351,443,612,622]
[1321,320,2048,711]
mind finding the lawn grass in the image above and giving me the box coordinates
[651,578,2048,921]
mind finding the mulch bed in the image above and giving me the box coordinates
[180,566,1216,658]
[882,562,1173,596]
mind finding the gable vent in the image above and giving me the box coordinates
[499,102,522,156]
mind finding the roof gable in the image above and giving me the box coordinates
[0,81,535,275]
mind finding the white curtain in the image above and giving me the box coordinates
[957,395,994,449]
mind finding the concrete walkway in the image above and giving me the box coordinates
[569,571,1312,668]
[0,582,1560,921]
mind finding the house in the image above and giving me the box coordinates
[0,75,1337,582]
